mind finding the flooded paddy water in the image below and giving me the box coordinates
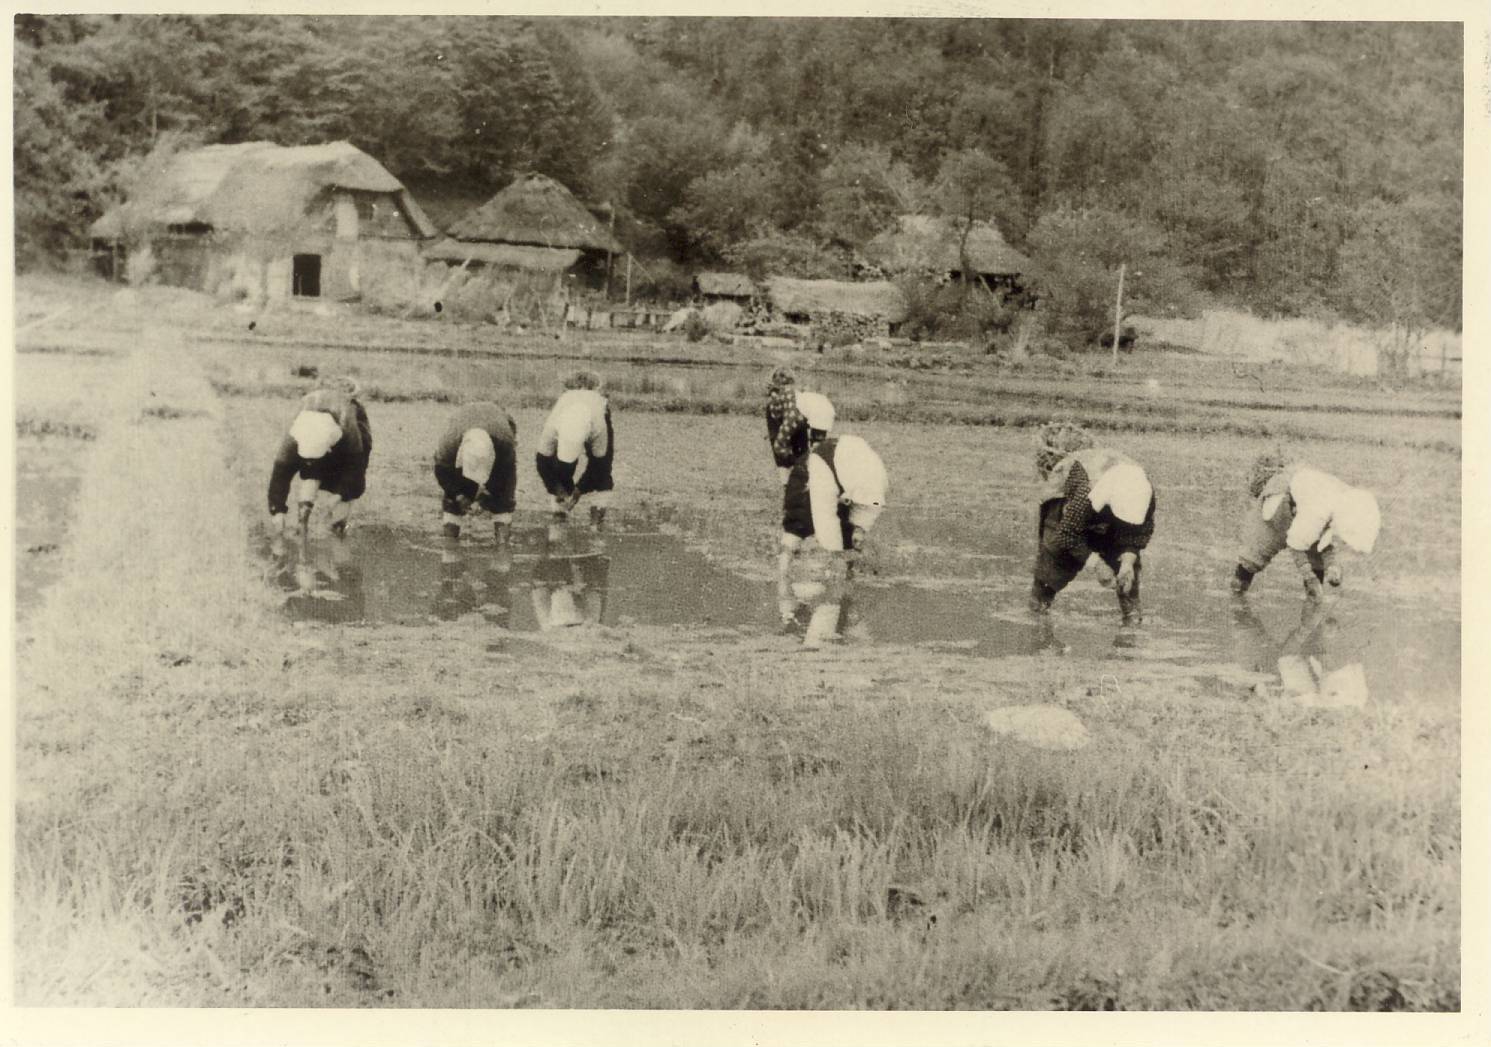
[264,501,1459,706]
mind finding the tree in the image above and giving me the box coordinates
[814,143,925,248]
[930,148,1024,283]
[9,13,1466,322]
[1337,194,1460,334]
[721,231,846,281]
[1026,205,1199,342]
[606,100,730,258]
[13,32,111,263]
[669,161,783,259]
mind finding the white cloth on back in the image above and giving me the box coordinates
[807,434,887,552]
[795,391,835,432]
[290,410,342,460]
[538,389,608,464]
[455,428,496,486]
[1283,465,1380,553]
[1088,461,1152,525]
[1332,486,1381,554]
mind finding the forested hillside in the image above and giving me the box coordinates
[13,15,1463,330]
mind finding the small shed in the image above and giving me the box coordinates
[693,272,758,302]
[88,141,437,302]
[864,214,1031,293]
[764,277,909,340]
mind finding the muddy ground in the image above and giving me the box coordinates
[219,389,1459,707]
[11,278,1463,1012]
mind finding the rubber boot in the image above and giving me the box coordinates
[1029,579,1058,614]
[1118,571,1142,625]
[1230,564,1255,595]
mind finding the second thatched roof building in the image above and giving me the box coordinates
[763,276,909,341]
[863,214,1031,291]
[424,173,621,290]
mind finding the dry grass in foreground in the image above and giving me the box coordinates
[11,307,1461,1011]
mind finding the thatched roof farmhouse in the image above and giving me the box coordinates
[864,214,1031,286]
[89,140,436,301]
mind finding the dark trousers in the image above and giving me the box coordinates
[267,439,369,515]
[434,462,516,517]
[535,408,615,498]
[1033,499,1142,615]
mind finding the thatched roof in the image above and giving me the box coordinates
[695,272,757,298]
[764,277,908,322]
[863,214,1030,277]
[90,141,437,240]
[423,239,582,272]
[446,173,620,254]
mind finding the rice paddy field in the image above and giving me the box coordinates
[9,277,1476,1036]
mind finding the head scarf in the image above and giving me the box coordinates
[1247,449,1289,498]
[1035,422,1093,478]
[563,369,603,391]
[766,367,797,421]
[317,374,360,398]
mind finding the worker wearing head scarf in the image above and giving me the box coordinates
[1231,454,1381,604]
[765,367,814,484]
[267,376,372,537]
[777,430,887,618]
[1031,422,1156,624]
[535,371,614,529]
[433,401,518,543]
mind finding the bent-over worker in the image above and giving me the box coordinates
[434,401,518,543]
[1030,422,1156,625]
[535,371,614,530]
[777,430,887,623]
[1230,454,1381,605]
[267,377,371,538]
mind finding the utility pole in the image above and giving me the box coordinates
[1112,262,1126,365]
[604,203,616,299]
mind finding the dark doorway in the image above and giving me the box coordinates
[292,254,322,297]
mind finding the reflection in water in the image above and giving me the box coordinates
[269,534,366,624]
[255,520,1448,704]
[435,542,515,623]
[529,537,610,630]
[781,569,864,653]
[1229,597,1368,706]
[433,542,515,623]
[781,579,857,649]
